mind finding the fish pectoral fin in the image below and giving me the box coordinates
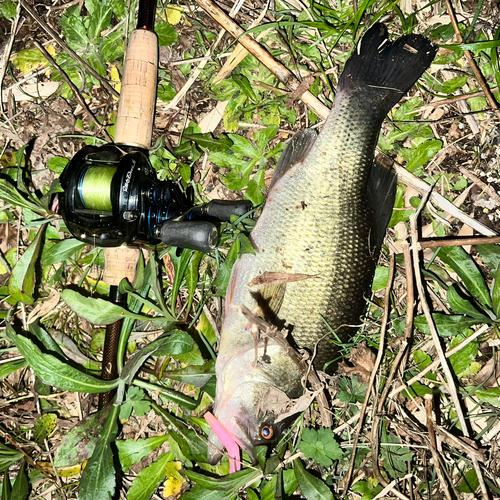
[269,129,317,191]
[366,157,397,255]
[250,283,286,326]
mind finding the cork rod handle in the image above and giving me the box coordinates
[114,29,158,150]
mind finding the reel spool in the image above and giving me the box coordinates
[59,144,251,253]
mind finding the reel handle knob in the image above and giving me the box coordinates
[203,200,253,221]
[155,221,218,254]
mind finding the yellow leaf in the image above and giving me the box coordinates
[36,462,83,477]
[166,6,183,25]
[108,64,121,97]
[162,461,187,499]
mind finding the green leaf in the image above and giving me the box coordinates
[213,238,240,296]
[61,289,163,325]
[405,139,442,172]
[54,405,112,467]
[86,0,112,40]
[79,404,119,500]
[0,442,23,473]
[156,22,178,46]
[162,360,215,387]
[154,330,194,357]
[474,387,500,406]
[34,413,57,443]
[8,325,118,393]
[458,469,479,494]
[8,226,45,304]
[169,247,194,316]
[476,244,500,272]
[298,428,342,468]
[449,332,479,379]
[99,30,124,62]
[184,468,262,492]
[372,266,389,291]
[254,125,278,154]
[11,461,29,500]
[47,156,69,174]
[439,246,492,308]
[185,251,203,313]
[0,0,17,19]
[41,239,87,266]
[119,387,151,420]
[493,265,500,319]
[446,284,491,321]
[127,452,175,500]
[116,436,169,472]
[59,6,90,51]
[293,459,333,500]
[0,359,27,380]
[414,313,479,337]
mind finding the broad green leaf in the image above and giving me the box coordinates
[47,156,69,174]
[181,485,236,500]
[260,475,277,500]
[119,387,151,421]
[156,22,178,46]
[474,387,500,406]
[0,0,16,19]
[184,468,261,492]
[54,405,112,467]
[446,284,491,321]
[116,436,169,472]
[381,432,413,476]
[34,413,57,443]
[41,239,87,266]
[61,289,162,325]
[372,266,389,291]
[213,238,240,296]
[162,360,215,387]
[254,125,278,154]
[11,461,29,500]
[439,246,492,308]
[182,133,233,152]
[8,325,117,393]
[449,332,479,379]
[293,459,333,500]
[8,227,45,304]
[127,452,174,500]
[405,139,442,172]
[100,30,124,62]
[86,0,112,40]
[493,265,500,319]
[154,330,194,357]
[414,314,479,337]
[59,6,90,51]
[2,465,11,498]
[458,469,479,494]
[476,244,500,272]
[298,428,342,468]
[79,404,119,500]
[0,359,27,380]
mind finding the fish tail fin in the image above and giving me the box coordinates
[338,23,436,113]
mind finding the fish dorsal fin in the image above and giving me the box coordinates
[367,159,397,252]
[250,283,286,327]
[269,129,317,190]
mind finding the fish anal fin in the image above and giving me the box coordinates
[250,283,286,327]
[269,129,317,190]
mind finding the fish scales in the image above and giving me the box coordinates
[208,23,437,464]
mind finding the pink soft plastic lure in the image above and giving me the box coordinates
[204,411,241,472]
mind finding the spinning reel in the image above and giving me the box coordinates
[59,144,251,253]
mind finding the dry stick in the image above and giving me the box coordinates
[0,2,21,120]
[34,42,112,142]
[424,395,454,500]
[419,235,500,249]
[235,305,333,428]
[19,0,119,99]
[194,0,497,239]
[459,166,500,204]
[342,254,396,493]
[410,196,490,500]
[445,0,500,122]
[193,0,330,119]
[422,87,499,109]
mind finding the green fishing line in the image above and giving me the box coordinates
[79,166,116,211]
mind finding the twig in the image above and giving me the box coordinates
[235,305,333,428]
[0,2,21,120]
[342,254,395,493]
[422,87,498,109]
[19,0,119,99]
[458,166,500,204]
[33,42,112,142]
[410,193,490,500]
[425,395,454,500]
[419,235,500,249]
[445,0,500,121]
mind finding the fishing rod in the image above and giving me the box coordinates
[57,0,251,407]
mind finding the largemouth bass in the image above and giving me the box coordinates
[208,24,436,464]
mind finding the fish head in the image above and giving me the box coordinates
[207,344,302,465]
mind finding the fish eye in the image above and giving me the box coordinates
[261,425,274,440]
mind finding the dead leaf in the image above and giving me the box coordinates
[248,272,317,287]
[338,342,376,384]
[27,289,61,324]
[474,353,500,388]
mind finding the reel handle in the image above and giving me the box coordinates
[155,221,219,254]
[114,28,158,150]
